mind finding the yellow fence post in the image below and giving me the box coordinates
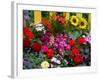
[63,12,70,23]
[88,13,91,31]
[34,10,42,24]
[49,11,56,20]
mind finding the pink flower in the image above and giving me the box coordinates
[49,36,54,46]
[51,57,61,64]
[41,45,48,52]
[66,44,71,51]
[59,48,63,55]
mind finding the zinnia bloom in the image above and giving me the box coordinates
[70,15,79,26]
[77,37,86,44]
[41,61,49,68]
[79,18,87,29]
[23,38,30,48]
[23,27,34,39]
[47,48,54,59]
[32,42,42,52]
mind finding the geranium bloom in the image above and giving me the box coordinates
[23,27,34,39]
[72,47,80,55]
[79,18,87,29]
[73,54,84,64]
[54,15,60,20]
[23,38,30,48]
[77,37,86,44]
[69,47,80,57]
[32,42,42,52]
[41,61,49,68]
[54,15,65,24]
[70,15,79,26]
[41,45,48,52]
[68,39,76,46]
[47,48,54,59]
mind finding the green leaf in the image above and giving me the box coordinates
[69,30,81,40]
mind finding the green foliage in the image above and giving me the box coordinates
[42,11,49,19]
[52,20,66,33]
[68,29,82,40]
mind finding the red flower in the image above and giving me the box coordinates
[47,48,54,59]
[54,15,65,24]
[23,38,30,48]
[77,37,85,44]
[23,27,34,39]
[69,52,75,58]
[73,54,84,64]
[68,39,76,46]
[71,47,80,55]
[32,42,42,52]
[69,47,80,58]
[54,15,60,20]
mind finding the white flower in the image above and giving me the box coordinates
[34,23,45,32]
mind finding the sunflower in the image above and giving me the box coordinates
[79,18,87,29]
[70,15,79,26]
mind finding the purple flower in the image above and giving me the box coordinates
[23,10,30,20]
[49,36,54,46]
[41,32,51,45]
[85,35,91,43]
[66,44,71,51]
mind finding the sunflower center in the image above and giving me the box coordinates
[80,21,84,26]
[73,18,76,23]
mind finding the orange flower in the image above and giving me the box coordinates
[42,18,53,32]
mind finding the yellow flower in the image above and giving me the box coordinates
[41,61,49,69]
[79,18,87,29]
[70,15,79,26]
